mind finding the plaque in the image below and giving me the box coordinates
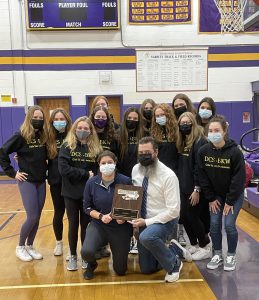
[111,184,143,220]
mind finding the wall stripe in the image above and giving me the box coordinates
[0,46,258,71]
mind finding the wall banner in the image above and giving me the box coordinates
[129,0,192,25]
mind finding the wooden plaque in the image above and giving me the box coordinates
[111,184,143,220]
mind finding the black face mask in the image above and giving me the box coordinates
[174,106,187,119]
[179,124,192,136]
[126,120,139,130]
[143,110,153,120]
[31,119,44,130]
[138,154,155,166]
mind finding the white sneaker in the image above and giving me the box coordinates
[186,244,199,254]
[165,258,183,283]
[26,245,43,260]
[16,246,32,262]
[129,238,138,254]
[191,246,211,261]
[66,249,71,261]
[224,255,236,271]
[53,241,63,256]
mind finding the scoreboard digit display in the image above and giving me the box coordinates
[26,0,119,30]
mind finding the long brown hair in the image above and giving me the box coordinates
[176,112,204,153]
[20,105,48,144]
[151,103,177,142]
[47,108,72,159]
[89,105,117,141]
[64,116,103,158]
[172,93,196,119]
[119,107,143,159]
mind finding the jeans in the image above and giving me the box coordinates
[138,218,178,274]
[210,193,244,255]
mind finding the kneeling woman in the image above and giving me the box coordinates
[81,150,133,280]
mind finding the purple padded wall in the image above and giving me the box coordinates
[71,105,87,122]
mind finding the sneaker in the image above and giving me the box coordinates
[178,234,187,247]
[66,249,71,261]
[191,246,211,261]
[186,244,199,254]
[100,246,111,258]
[26,245,43,260]
[83,262,98,280]
[67,255,78,271]
[169,239,192,262]
[224,255,236,271]
[165,257,183,283]
[207,254,223,270]
[53,241,63,256]
[129,239,138,254]
[16,246,33,262]
[81,259,87,269]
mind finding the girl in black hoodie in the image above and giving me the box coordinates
[58,116,102,271]
[198,115,246,271]
[0,105,48,262]
[47,108,72,256]
[174,112,210,261]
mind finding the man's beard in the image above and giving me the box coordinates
[139,159,158,178]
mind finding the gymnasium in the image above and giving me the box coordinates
[0,0,259,299]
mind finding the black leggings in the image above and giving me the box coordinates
[180,192,210,247]
[81,221,132,275]
[50,184,65,241]
[64,197,90,256]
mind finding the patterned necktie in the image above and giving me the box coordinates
[141,176,148,218]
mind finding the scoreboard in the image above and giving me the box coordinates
[26,0,120,30]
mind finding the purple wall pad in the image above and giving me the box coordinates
[247,188,259,208]
[71,105,87,122]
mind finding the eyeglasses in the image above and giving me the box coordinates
[179,122,192,126]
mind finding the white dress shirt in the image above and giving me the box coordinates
[132,159,180,226]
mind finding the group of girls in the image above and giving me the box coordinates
[0,93,245,274]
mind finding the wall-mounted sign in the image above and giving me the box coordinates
[129,0,192,25]
[26,0,120,30]
[1,95,12,103]
[136,49,208,92]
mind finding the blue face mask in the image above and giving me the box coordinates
[53,120,67,132]
[156,116,167,126]
[208,132,223,144]
[199,109,212,119]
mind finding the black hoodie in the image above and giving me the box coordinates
[0,131,47,182]
[58,141,98,199]
[198,139,246,206]
[47,131,66,186]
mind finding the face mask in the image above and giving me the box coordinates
[94,118,107,129]
[208,132,223,144]
[100,163,116,176]
[76,130,90,141]
[174,106,187,119]
[31,119,44,130]
[138,154,155,166]
[156,116,167,126]
[143,110,153,120]
[179,124,192,136]
[126,120,139,130]
[53,120,67,132]
[199,109,212,119]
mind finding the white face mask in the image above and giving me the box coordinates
[99,163,116,176]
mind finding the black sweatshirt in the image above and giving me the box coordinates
[157,128,178,173]
[178,137,207,195]
[58,141,98,200]
[47,131,66,186]
[117,131,138,178]
[0,131,47,182]
[97,131,119,158]
[198,139,246,206]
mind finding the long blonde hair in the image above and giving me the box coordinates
[64,116,103,158]
[20,105,48,144]
[151,103,177,142]
[47,108,72,159]
[176,112,204,153]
